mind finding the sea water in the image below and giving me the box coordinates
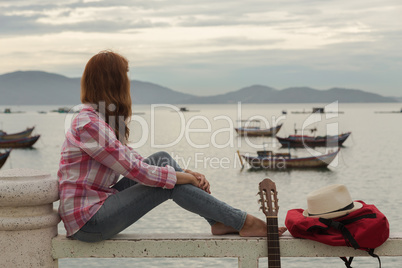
[1,102,401,267]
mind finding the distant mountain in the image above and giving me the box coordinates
[0,71,81,105]
[393,96,402,102]
[182,85,277,104]
[183,85,397,104]
[131,80,194,105]
[0,71,398,105]
[0,71,194,105]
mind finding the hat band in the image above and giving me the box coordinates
[308,202,354,216]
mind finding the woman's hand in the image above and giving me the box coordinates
[184,169,211,194]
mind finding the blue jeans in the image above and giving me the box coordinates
[72,151,247,242]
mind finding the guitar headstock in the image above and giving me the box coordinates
[258,178,279,217]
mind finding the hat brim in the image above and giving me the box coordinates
[302,201,363,219]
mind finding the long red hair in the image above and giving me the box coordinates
[81,50,132,144]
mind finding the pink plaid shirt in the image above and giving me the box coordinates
[58,105,177,236]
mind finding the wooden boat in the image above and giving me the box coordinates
[291,107,344,114]
[0,127,35,140]
[174,107,200,112]
[239,148,340,169]
[235,121,283,137]
[0,150,11,169]
[0,135,40,148]
[0,108,25,114]
[51,107,79,113]
[52,107,70,113]
[375,108,402,114]
[276,132,351,148]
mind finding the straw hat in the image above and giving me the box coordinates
[303,184,363,219]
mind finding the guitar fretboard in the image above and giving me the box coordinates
[267,216,281,268]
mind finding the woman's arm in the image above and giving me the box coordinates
[176,172,198,185]
[67,116,176,189]
[177,170,211,194]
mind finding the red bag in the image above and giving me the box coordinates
[285,201,389,267]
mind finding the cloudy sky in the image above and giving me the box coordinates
[1,0,401,96]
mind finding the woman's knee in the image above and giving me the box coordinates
[146,151,174,166]
[154,151,171,159]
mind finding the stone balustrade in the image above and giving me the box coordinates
[1,168,401,268]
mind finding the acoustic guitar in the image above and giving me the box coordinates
[258,178,281,268]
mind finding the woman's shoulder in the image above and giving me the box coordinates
[72,104,104,130]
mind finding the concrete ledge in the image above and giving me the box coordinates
[51,232,402,268]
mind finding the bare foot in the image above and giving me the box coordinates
[239,214,287,237]
[239,214,266,236]
[211,222,239,235]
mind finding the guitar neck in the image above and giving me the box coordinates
[267,216,281,268]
